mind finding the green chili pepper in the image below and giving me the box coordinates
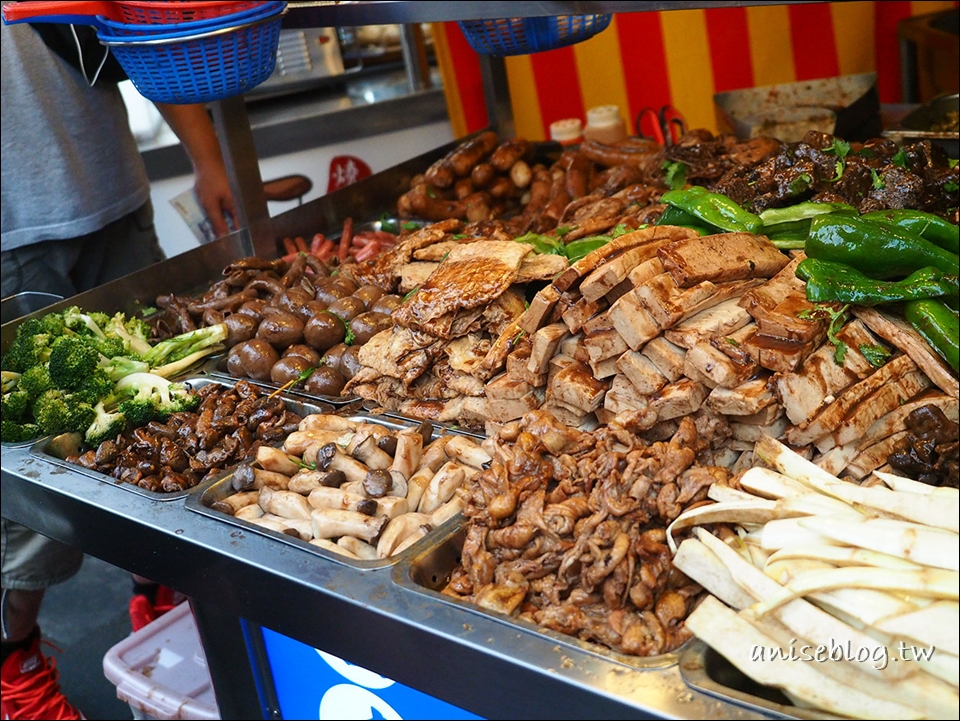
[656,205,718,236]
[759,201,858,227]
[796,258,959,305]
[806,215,960,280]
[860,209,959,255]
[660,187,763,234]
[564,236,610,262]
[903,298,960,372]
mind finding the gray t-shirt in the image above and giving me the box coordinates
[1,22,151,251]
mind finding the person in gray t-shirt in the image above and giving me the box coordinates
[1,20,236,720]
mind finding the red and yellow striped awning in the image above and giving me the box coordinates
[432,1,958,140]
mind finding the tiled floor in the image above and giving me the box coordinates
[37,554,137,720]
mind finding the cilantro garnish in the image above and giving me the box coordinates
[798,303,850,365]
[859,343,891,368]
[892,148,909,168]
[402,286,420,302]
[662,160,688,191]
[870,168,885,190]
[788,173,812,195]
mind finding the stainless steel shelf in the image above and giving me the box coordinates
[282,1,826,27]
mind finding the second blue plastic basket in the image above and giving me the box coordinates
[458,15,612,56]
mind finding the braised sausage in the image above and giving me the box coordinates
[489,137,532,172]
[447,130,499,177]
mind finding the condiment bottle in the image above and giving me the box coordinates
[583,105,628,144]
[550,118,583,147]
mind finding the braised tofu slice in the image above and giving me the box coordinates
[649,378,709,422]
[658,232,790,287]
[608,290,662,351]
[706,377,777,416]
[817,370,932,452]
[853,306,959,398]
[784,354,920,447]
[547,360,609,412]
[484,372,534,400]
[580,241,668,302]
[616,350,669,395]
[518,283,561,335]
[685,339,760,389]
[775,319,882,426]
[642,337,687,382]
[664,297,753,349]
[527,323,570,376]
[638,274,763,330]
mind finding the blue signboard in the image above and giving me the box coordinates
[260,627,484,720]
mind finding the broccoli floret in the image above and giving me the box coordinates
[47,336,101,390]
[2,371,22,394]
[39,312,67,337]
[93,335,127,360]
[62,306,108,339]
[99,355,149,382]
[2,419,41,444]
[142,324,228,371]
[17,366,54,399]
[117,397,158,426]
[2,332,55,373]
[2,390,31,423]
[113,372,200,423]
[84,401,127,447]
[104,313,152,356]
[32,389,96,435]
[72,369,115,406]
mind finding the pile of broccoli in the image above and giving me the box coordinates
[2,305,227,446]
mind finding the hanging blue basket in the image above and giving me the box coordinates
[458,14,612,56]
[98,3,286,104]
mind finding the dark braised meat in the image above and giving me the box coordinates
[715,131,958,217]
[445,410,730,657]
[63,380,302,493]
[888,404,959,488]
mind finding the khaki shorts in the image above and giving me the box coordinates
[1,518,83,591]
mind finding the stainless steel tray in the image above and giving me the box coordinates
[392,522,686,672]
[185,411,482,569]
[679,641,838,720]
[28,377,334,502]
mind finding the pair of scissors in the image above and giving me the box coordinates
[636,105,687,146]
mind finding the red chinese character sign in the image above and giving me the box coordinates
[327,155,372,193]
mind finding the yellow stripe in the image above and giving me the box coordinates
[746,5,796,88]
[505,55,544,141]
[430,23,469,138]
[573,17,630,123]
[831,2,876,77]
[661,9,716,133]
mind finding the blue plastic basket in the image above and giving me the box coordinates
[99,4,286,104]
[458,14,612,56]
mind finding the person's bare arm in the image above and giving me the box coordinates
[154,103,236,237]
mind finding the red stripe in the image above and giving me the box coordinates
[873,1,914,104]
[529,46,585,139]
[447,23,491,133]
[788,4,839,81]
[616,13,671,123]
[704,7,754,92]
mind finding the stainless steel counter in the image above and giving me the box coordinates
[1,209,785,720]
